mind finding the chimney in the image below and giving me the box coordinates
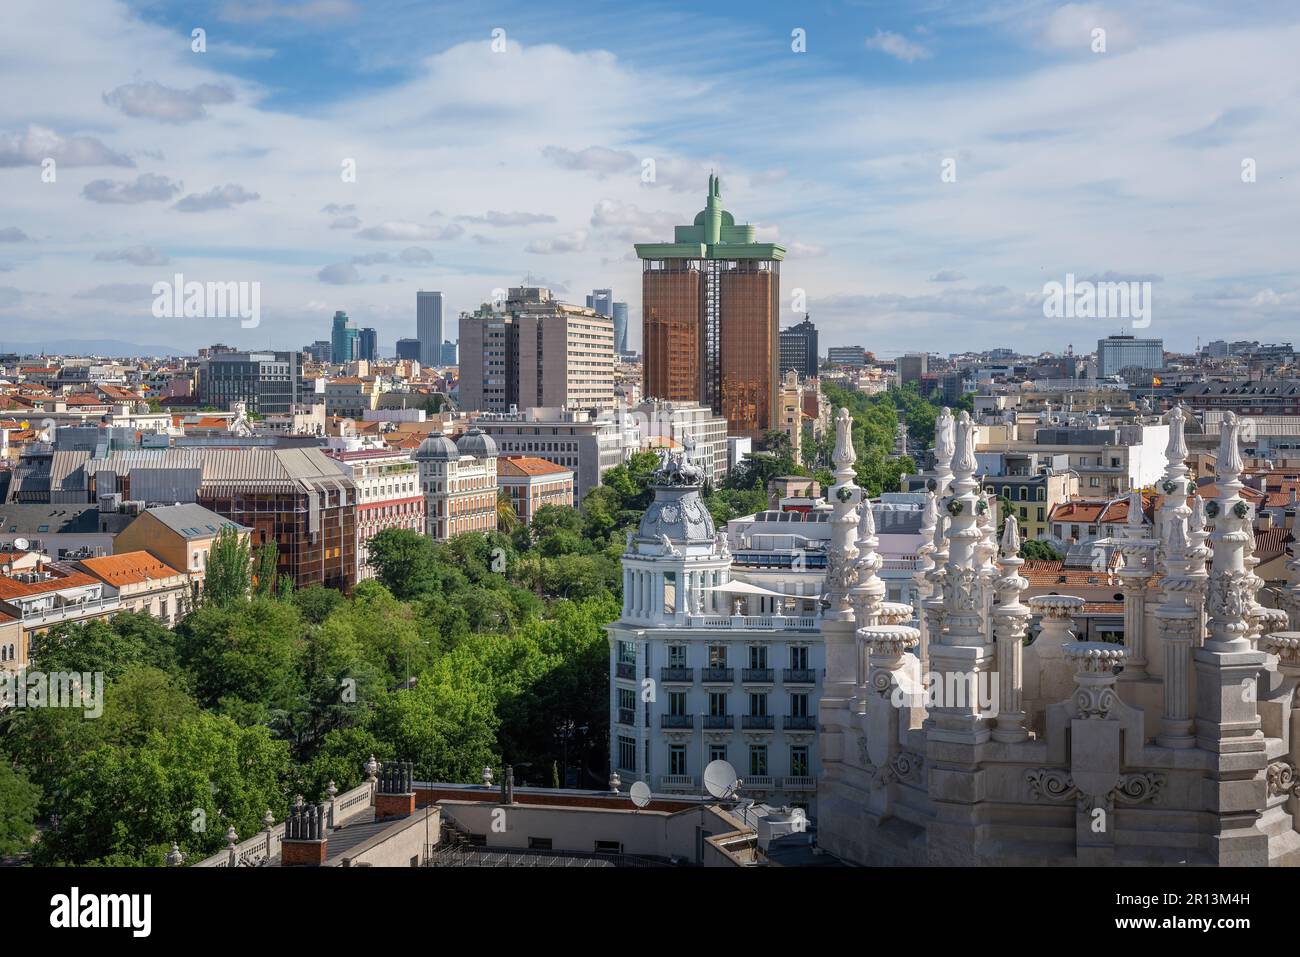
[374,760,416,820]
[281,803,328,866]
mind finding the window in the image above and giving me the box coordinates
[790,746,809,777]
[668,644,686,667]
[749,745,768,776]
[594,840,623,854]
[617,641,636,665]
[527,837,553,851]
[670,746,687,775]
[749,692,768,716]
[669,691,686,716]
[748,645,767,669]
[791,693,809,717]
[708,645,727,667]
[663,571,676,614]
[617,735,636,772]
[790,646,808,670]
[709,745,728,764]
[1037,507,1045,522]
[708,692,727,716]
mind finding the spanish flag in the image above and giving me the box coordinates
[1152,376,1162,387]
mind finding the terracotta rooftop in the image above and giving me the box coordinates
[498,455,573,477]
[77,551,185,587]
[0,564,101,601]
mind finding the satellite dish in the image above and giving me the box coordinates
[12,538,29,552]
[629,780,651,809]
[704,760,740,800]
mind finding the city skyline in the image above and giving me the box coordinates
[2,0,1298,358]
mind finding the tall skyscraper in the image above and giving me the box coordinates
[460,287,614,413]
[780,315,818,380]
[358,327,378,363]
[586,289,613,316]
[330,311,359,364]
[636,175,784,441]
[417,291,444,368]
[612,301,629,354]
[395,338,421,361]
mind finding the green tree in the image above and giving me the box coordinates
[252,540,278,598]
[0,763,40,857]
[203,526,251,606]
[175,598,303,715]
[28,612,177,680]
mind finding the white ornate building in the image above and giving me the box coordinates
[818,403,1300,866]
[606,449,826,810]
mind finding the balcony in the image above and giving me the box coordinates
[741,668,773,683]
[783,668,817,684]
[702,714,734,730]
[661,714,694,729]
[660,667,693,683]
[744,775,774,789]
[685,615,818,632]
[782,715,816,731]
[742,715,774,730]
[701,667,734,683]
[17,595,120,627]
[781,776,817,792]
[618,708,635,727]
[616,662,636,680]
[659,774,697,792]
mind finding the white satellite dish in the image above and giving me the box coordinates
[629,780,651,809]
[12,538,29,552]
[703,759,740,800]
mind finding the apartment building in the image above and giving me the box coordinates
[459,287,615,414]
[473,406,637,502]
[325,444,423,579]
[414,429,499,540]
[497,455,574,526]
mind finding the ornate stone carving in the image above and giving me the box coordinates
[1026,769,1165,809]
[1266,761,1296,798]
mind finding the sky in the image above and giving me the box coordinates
[1,0,1298,357]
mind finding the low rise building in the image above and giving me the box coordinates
[497,455,574,526]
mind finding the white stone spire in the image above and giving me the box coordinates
[825,407,860,619]
[992,514,1030,742]
[932,407,955,498]
[850,495,884,624]
[1205,411,1254,653]
[1155,405,1192,577]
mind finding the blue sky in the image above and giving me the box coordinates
[1,0,1298,356]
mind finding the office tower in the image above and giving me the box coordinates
[459,287,614,413]
[636,175,784,441]
[395,338,421,362]
[439,340,459,366]
[780,315,818,380]
[1097,334,1164,377]
[586,289,613,316]
[330,311,358,364]
[417,291,444,368]
[612,301,629,354]
[306,340,331,364]
[196,350,302,416]
[826,346,867,368]
[358,327,378,363]
[897,352,927,386]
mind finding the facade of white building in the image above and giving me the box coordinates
[413,428,499,541]
[606,451,825,810]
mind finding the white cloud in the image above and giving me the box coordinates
[0,124,133,167]
[219,0,357,23]
[103,81,236,123]
[174,184,260,212]
[456,210,557,227]
[541,145,636,176]
[94,245,169,266]
[864,29,931,63]
[73,283,152,303]
[83,173,183,204]
[317,262,361,284]
[355,221,463,241]
[0,227,31,242]
[525,230,588,254]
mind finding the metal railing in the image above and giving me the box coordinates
[741,715,774,730]
[661,714,694,729]
[782,715,816,731]
[702,667,734,682]
[783,668,817,684]
[702,714,734,729]
[741,668,773,683]
[660,667,693,682]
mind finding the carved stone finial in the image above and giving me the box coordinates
[1000,513,1021,558]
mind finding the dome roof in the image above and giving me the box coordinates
[456,428,498,458]
[637,485,716,544]
[414,434,459,461]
